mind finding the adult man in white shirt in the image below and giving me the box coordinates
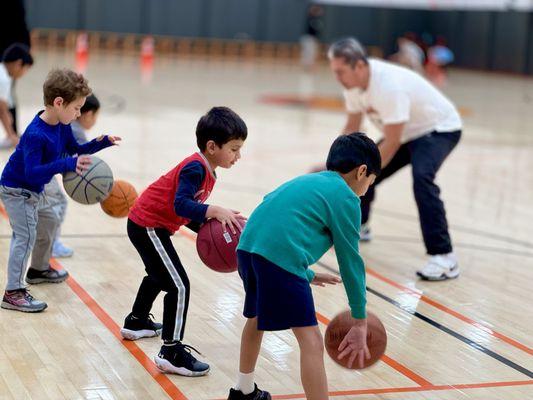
[329,38,461,281]
[0,43,33,149]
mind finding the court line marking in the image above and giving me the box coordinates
[364,266,533,356]
[317,261,533,379]
[178,229,432,386]
[2,205,530,399]
[213,379,533,399]
[53,258,188,400]
[323,245,533,357]
[0,204,188,400]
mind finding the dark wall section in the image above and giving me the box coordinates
[24,0,532,74]
[492,12,529,72]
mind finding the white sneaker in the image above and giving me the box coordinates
[360,223,372,242]
[52,240,74,258]
[0,137,13,149]
[417,253,459,281]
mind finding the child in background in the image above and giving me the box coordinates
[49,93,101,258]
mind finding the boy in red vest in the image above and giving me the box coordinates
[121,107,247,376]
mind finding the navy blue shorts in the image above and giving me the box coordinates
[237,250,317,331]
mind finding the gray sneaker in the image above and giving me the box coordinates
[1,289,47,312]
[26,266,69,284]
[360,223,372,242]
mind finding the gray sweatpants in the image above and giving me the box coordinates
[0,184,61,291]
[43,177,68,240]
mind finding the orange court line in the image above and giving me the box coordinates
[178,230,433,387]
[0,204,188,400]
[315,311,431,386]
[365,267,533,356]
[269,379,533,399]
[210,379,533,399]
[50,258,189,400]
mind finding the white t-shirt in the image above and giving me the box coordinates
[0,64,14,108]
[343,58,462,143]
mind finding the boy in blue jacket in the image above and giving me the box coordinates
[0,68,120,312]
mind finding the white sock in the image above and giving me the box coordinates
[234,371,255,395]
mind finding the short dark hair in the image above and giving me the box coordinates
[326,132,381,176]
[81,94,100,114]
[2,43,33,66]
[196,106,247,151]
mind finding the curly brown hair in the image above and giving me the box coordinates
[43,68,92,106]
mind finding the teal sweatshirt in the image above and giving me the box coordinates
[237,171,366,319]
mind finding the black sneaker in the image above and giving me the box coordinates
[120,313,163,340]
[26,266,68,284]
[154,342,210,376]
[227,384,271,400]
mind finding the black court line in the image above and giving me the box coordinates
[0,233,128,239]
[374,209,533,250]
[316,260,533,379]
[216,181,533,250]
[367,235,533,258]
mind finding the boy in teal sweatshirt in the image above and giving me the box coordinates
[227,133,381,400]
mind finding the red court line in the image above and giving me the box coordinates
[269,379,533,399]
[210,379,533,399]
[51,259,187,400]
[179,230,432,387]
[365,267,533,356]
[50,259,189,400]
[315,311,431,386]
[0,204,188,400]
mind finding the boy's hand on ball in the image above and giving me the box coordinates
[337,320,371,369]
[311,272,341,287]
[75,155,92,174]
[207,205,242,234]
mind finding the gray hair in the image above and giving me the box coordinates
[328,38,368,67]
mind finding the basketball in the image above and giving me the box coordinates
[62,155,114,205]
[324,310,387,369]
[100,180,138,218]
[196,217,246,273]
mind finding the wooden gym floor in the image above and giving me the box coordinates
[0,49,532,399]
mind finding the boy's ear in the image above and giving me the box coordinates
[53,97,64,107]
[205,140,217,154]
[356,164,368,179]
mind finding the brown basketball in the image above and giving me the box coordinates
[100,180,138,218]
[324,310,387,369]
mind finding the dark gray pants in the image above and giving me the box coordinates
[361,130,461,255]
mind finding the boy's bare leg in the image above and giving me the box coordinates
[292,325,328,400]
[239,317,264,373]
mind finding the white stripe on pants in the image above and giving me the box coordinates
[146,228,186,341]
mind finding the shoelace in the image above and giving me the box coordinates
[168,342,204,364]
[147,313,159,331]
[13,289,34,301]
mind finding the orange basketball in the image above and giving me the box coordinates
[100,180,138,218]
[324,310,387,369]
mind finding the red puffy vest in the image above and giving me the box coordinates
[129,152,216,234]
